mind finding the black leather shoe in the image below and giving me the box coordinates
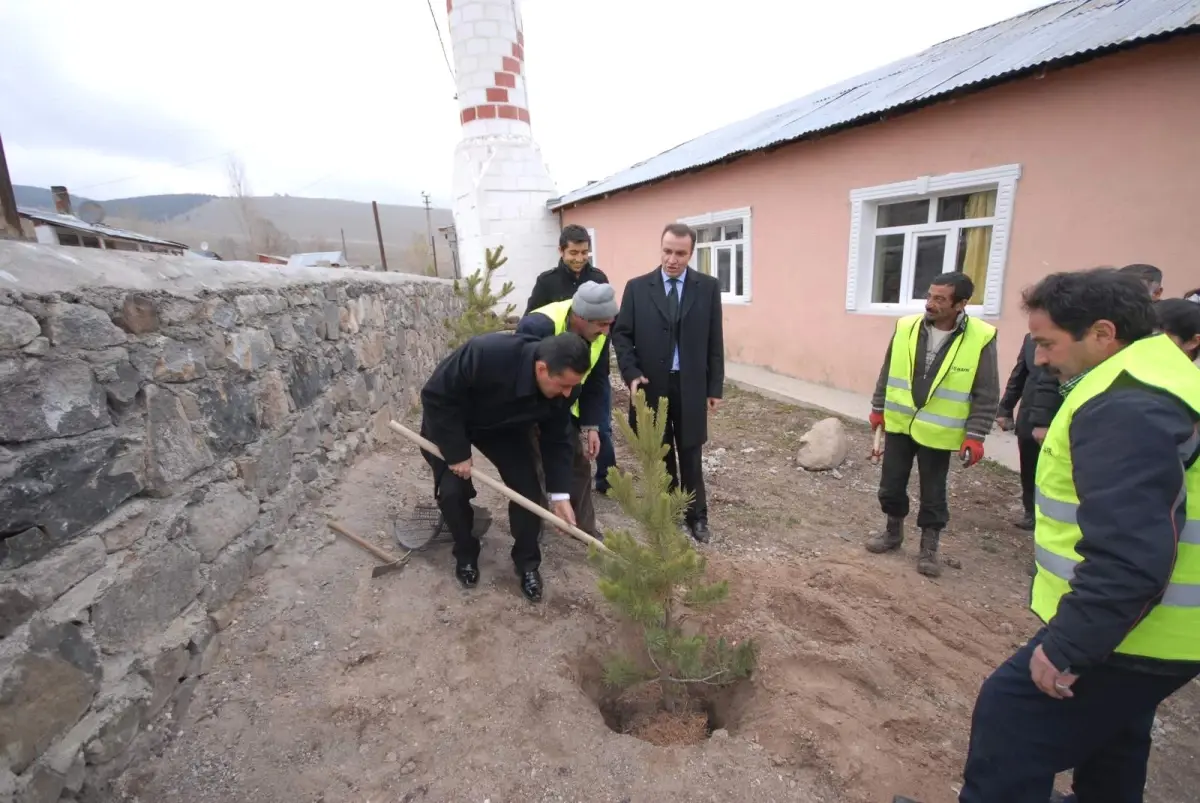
[690,521,711,544]
[517,569,542,602]
[455,562,479,588]
[1014,512,1034,531]
[595,481,610,495]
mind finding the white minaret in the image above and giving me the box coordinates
[447,0,560,309]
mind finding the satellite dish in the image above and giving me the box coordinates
[200,241,210,251]
[78,200,106,225]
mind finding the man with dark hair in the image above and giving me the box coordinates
[1118,262,1164,301]
[612,221,725,542]
[954,267,1200,803]
[524,223,618,494]
[1155,297,1200,361]
[516,281,618,537]
[525,225,608,315]
[997,333,1062,532]
[419,331,591,602]
[866,271,1000,576]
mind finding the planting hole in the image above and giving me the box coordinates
[575,650,747,747]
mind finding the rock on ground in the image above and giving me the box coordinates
[795,417,848,471]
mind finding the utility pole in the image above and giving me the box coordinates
[0,132,25,240]
[340,227,348,261]
[421,191,439,277]
[371,201,389,271]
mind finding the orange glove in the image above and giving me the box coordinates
[869,411,884,431]
[959,438,985,467]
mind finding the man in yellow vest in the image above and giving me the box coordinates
[865,272,1001,576]
[516,281,617,538]
[953,268,1200,803]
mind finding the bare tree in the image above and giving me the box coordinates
[400,232,435,276]
[226,155,296,258]
[226,156,258,247]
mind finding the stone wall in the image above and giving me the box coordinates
[0,242,461,802]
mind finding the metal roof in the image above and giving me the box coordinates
[286,251,350,267]
[550,0,1200,210]
[17,206,189,249]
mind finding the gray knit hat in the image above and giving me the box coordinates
[572,281,618,320]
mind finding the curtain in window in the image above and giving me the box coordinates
[961,191,996,304]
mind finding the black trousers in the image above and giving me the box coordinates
[568,422,598,536]
[421,428,543,572]
[959,628,1197,803]
[632,372,707,525]
[878,432,951,530]
[1017,435,1040,516]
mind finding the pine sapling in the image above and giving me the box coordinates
[589,390,757,713]
[446,245,516,347]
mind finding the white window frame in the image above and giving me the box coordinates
[845,164,1020,317]
[585,226,597,268]
[678,206,752,304]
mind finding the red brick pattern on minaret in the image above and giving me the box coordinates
[459,22,530,126]
[446,0,453,12]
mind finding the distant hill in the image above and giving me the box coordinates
[105,194,218,221]
[13,185,95,211]
[15,185,220,222]
[12,185,456,277]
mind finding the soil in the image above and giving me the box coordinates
[117,384,1200,803]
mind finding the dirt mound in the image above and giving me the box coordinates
[116,391,1200,803]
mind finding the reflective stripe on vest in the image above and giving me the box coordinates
[531,299,607,419]
[1031,334,1200,661]
[882,314,996,451]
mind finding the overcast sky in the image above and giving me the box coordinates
[0,0,1049,207]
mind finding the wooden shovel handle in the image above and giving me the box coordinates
[327,520,402,564]
[388,420,612,554]
[871,426,884,463]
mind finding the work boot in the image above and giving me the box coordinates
[865,516,904,553]
[917,529,942,577]
[1013,511,1034,531]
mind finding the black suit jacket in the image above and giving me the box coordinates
[611,267,724,448]
[419,333,573,494]
[999,333,1062,439]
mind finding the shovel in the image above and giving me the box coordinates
[326,520,411,578]
[387,421,612,555]
[869,426,884,463]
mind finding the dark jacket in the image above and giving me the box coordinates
[524,261,609,316]
[611,267,724,449]
[999,333,1062,439]
[870,313,1001,443]
[514,311,609,430]
[1041,376,1200,676]
[419,333,573,495]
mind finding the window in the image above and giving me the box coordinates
[585,227,597,268]
[845,164,1020,316]
[678,206,752,303]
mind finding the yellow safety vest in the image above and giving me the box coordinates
[882,314,996,450]
[532,299,607,420]
[1032,334,1200,661]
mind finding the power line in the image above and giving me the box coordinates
[427,0,456,91]
[74,150,235,193]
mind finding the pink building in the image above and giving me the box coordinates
[551,0,1200,396]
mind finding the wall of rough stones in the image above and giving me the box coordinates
[0,242,461,802]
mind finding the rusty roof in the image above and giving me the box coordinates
[18,207,190,249]
[550,0,1200,210]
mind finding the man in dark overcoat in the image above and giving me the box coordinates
[997,332,1062,531]
[419,331,590,602]
[611,222,725,542]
